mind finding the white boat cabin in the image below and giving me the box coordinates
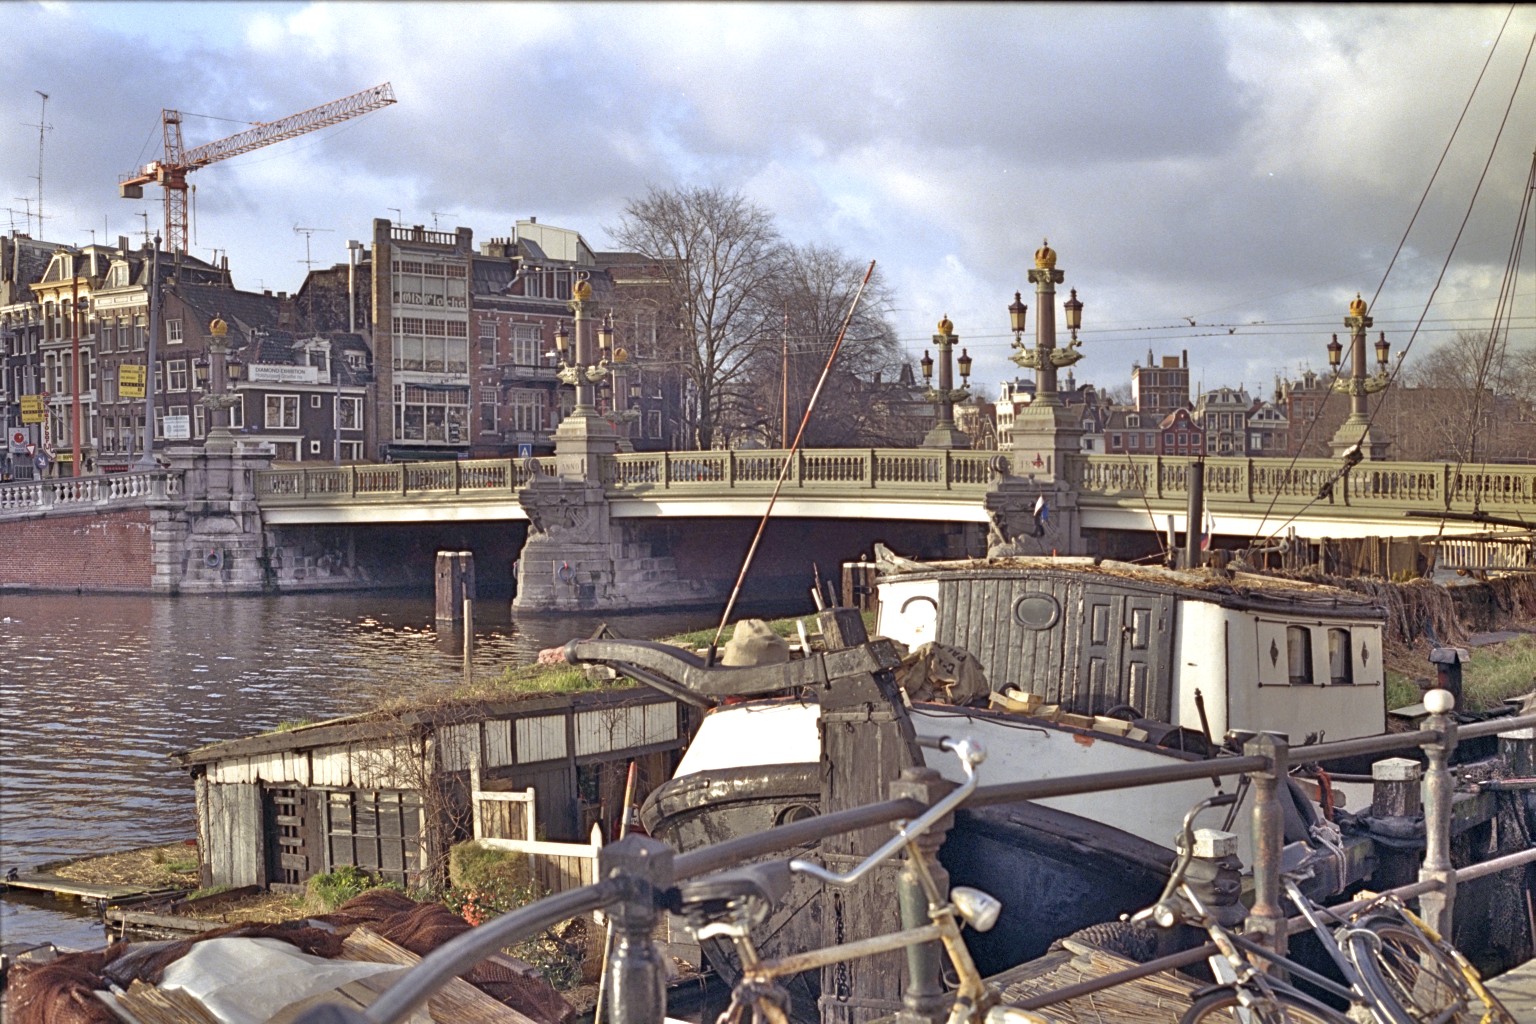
[874,557,1387,745]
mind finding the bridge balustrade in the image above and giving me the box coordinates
[1077,454,1536,516]
[0,471,179,514]
[253,460,551,501]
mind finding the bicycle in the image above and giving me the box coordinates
[670,735,1044,1024]
[1129,793,1413,1024]
[1339,890,1516,1024]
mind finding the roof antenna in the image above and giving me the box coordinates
[28,92,51,238]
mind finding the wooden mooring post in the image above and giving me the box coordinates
[435,550,475,624]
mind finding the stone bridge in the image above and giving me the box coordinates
[3,444,1531,609]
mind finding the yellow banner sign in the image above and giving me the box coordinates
[20,394,46,424]
[118,364,147,399]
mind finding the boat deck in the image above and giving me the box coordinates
[1488,955,1536,1017]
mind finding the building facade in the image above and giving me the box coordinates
[1193,386,1252,456]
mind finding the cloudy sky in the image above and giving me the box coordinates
[5,2,1533,399]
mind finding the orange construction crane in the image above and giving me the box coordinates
[120,82,397,254]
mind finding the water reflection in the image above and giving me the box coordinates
[0,590,787,949]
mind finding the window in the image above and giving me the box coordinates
[266,394,300,429]
[338,440,363,461]
[325,790,424,887]
[227,395,244,430]
[1287,626,1314,686]
[1128,433,1139,449]
[194,404,206,438]
[337,396,362,431]
[166,318,183,345]
[1110,433,1122,449]
[393,384,468,444]
[511,324,542,366]
[507,389,546,432]
[311,395,322,409]
[133,315,146,350]
[101,319,115,351]
[310,440,322,455]
[648,409,661,439]
[480,400,497,434]
[1327,629,1354,685]
[167,358,188,392]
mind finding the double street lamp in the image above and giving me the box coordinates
[196,315,244,455]
[919,317,973,448]
[1326,293,1393,460]
[1008,240,1085,408]
[552,275,611,419]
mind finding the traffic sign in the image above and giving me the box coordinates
[9,430,25,453]
[518,443,534,459]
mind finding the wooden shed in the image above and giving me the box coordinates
[175,689,692,892]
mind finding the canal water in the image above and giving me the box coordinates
[0,589,780,951]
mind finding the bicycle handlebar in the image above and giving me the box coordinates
[788,735,985,887]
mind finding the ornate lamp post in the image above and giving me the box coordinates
[552,275,611,419]
[603,317,641,452]
[1327,293,1393,461]
[199,315,242,455]
[1004,241,1087,480]
[920,316,972,448]
[68,277,88,477]
[1008,240,1084,408]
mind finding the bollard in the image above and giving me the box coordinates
[1243,732,1290,964]
[1417,689,1458,938]
[1186,829,1245,929]
[598,836,674,1024]
[890,766,957,1024]
[1370,757,1423,820]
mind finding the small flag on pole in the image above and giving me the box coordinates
[1032,495,1049,537]
[1200,509,1213,552]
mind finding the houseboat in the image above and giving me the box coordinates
[558,555,1406,995]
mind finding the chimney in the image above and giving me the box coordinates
[118,235,129,251]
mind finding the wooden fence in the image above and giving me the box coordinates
[472,786,602,896]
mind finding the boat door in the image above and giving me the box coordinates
[1074,586,1174,720]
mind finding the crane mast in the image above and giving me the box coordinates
[120,82,396,254]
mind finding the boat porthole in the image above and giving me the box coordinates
[1013,592,1060,630]
[775,803,817,826]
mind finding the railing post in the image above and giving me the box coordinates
[661,452,671,488]
[350,466,359,497]
[400,463,408,496]
[453,459,462,494]
[794,448,804,487]
[726,449,735,488]
[866,449,876,488]
[597,835,673,1024]
[1443,463,1453,511]
[891,765,955,1024]
[1418,688,1458,937]
[1245,457,1255,502]
[1155,456,1164,499]
[1243,731,1289,963]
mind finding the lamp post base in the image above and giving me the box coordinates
[921,424,971,450]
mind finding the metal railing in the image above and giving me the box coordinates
[330,698,1536,1024]
[0,470,180,515]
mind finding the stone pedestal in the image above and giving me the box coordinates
[983,471,1085,558]
[1009,401,1084,483]
[165,445,274,593]
[1328,418,1391,461]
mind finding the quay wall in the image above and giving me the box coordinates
[0,508,157,592]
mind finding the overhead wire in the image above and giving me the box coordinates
[1249,6,1530,548]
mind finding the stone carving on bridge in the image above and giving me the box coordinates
[520,482,594,539]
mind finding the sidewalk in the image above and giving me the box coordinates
[1488,955,1536,1018]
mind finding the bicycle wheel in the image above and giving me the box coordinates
[1344,918,1516,1024]
[1181,986,1353,1023]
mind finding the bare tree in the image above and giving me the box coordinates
[609,186,783,450]
[742,245,902,447]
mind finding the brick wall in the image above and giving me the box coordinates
[0,509,156,591]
